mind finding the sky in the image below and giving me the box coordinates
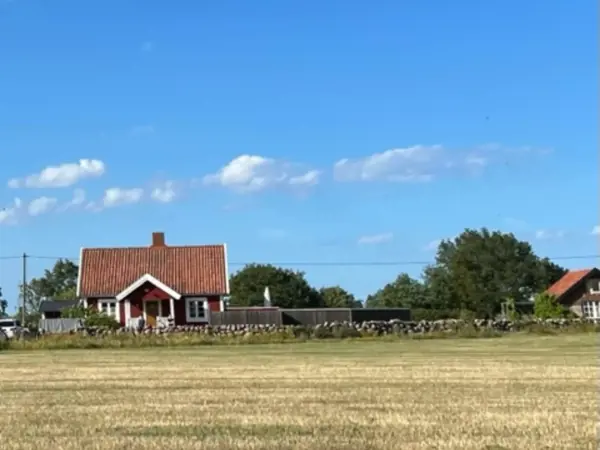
[0,0,598,312]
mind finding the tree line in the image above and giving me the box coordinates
[1,228,567,323]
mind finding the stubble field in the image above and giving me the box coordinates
[0,334,597,450]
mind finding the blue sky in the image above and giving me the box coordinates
[0,0,598,311]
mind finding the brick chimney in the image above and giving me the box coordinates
[151,232,166,248]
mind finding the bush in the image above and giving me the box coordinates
[533,293,568,319]
[62,306,120,330]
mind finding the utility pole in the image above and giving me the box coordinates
[21,253,27,325]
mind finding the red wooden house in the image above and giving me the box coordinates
[76,232,229,327]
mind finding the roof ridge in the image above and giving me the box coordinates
[83,244,225,250]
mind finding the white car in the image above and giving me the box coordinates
[0,318,28,339]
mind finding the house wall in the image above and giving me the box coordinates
[558,273,600,317]
[85,293,224,326]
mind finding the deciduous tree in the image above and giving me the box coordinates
[319,286,358,308]
[229,264,324,308]
[423,228,567,318]
[365,273,432,308]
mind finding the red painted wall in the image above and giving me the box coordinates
[86,294,223,327]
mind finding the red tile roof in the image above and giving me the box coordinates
[546,269,592,298]
[79,244,228,297]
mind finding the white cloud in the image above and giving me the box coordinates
[289,170,321,186]
[0,198,23,225]
[130,125,155,136]
[27,196,58,216]
[56,188,86,212]
[357,232,393,245]
[591,226,600,236]
[102,187,144,208]
[333,144,546,183]
[8,159,105,188]
[534,229,565,240]
[150,181,176,203]
[141,41,153,52]
[203,155,319,193]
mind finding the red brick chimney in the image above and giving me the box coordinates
[151,232,166,248]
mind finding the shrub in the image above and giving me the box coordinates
[533,293,568,319]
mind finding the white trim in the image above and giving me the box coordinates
[98,298,120,323]
[115,273,181,301]
[169,297,175,318]
[83,298,88,308]
[219,296,225,312]
[76,247,83,298]
[223,243,230,295]
[185,297,209,323]
[125,299,131,323]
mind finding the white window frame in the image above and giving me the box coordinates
[185,297,208,323]
[98,299,120,323]
[582,301,600,319]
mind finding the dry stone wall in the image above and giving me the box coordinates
[71,318,599,337]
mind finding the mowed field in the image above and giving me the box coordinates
[0,335,597,450]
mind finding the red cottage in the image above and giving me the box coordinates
[76,232,229,327]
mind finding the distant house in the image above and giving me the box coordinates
[39,299,81,319]
[76,232,229,328]
[546,268,600,319]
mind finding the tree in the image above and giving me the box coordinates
[533,292,568,319]
[229,264,324,308]
[319,286,357,308]
[0,286,7,317]
[365,273,432,308]
[423,228,568,318]
[18,259,79,326]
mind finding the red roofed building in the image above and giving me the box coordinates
[546,268,600,319]
[76,232,229,327]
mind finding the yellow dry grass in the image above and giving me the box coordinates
[0,334,597,449]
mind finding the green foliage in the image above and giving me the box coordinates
[18,259,79,316]
[533,292,568,319]
[1,320,597,351]
[0,286,7,317]
[423,228,567,318]
[365,273,432,308]
[61,305,119,329]
[319,286,357,308]
[229,264,324,308]
[411,308,463,321]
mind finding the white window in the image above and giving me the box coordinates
[185,297,207,322]
[582,301,600,319]
[98,300,119,321]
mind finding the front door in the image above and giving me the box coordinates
[145,301,159,327]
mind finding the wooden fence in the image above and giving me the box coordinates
[209,308,411,326]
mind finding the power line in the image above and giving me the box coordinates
[0,253,597,267]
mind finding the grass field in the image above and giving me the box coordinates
[0,334,597,449]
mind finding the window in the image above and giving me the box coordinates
[99,300,118,320]
[185,297,207,322]
[582,301,600,319]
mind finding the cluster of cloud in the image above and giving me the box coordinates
[202,155,320,193]
[0,158,180,225]
[0,143,580,230]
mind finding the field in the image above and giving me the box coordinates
[0,334,597,449]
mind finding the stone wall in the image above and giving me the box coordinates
[65,318,599,337]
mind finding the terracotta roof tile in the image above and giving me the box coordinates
[546,269,592,298]
[79,245,228,297]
